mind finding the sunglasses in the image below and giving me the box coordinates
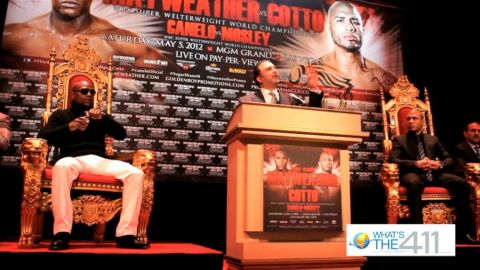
[74,88,96,95]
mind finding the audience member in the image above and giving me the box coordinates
[453,120,480,176]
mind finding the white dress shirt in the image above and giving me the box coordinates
[260,88,279,104]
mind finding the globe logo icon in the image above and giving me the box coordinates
[352,233,370,249]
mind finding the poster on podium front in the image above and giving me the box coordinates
[263,144,342,231]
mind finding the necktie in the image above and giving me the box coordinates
[475,145,480,160]
[269,92,278,104]
[417,138,433,182]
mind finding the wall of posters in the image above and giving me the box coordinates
[0,0,403,182]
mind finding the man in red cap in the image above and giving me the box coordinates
[38,75,148,250]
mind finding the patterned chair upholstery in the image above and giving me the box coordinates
[380,76,478,229]
[18,36,156,248]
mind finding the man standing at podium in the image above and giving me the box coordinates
[239,60,301,105]
[240,60,324,107]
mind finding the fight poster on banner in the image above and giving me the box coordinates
[263,144,342,231]
[0,0,403,182]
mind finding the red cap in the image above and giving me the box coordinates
[69,75,94,90]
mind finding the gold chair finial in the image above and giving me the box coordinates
[388,75,420,99]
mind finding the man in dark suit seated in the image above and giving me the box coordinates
[389,109,476,244]
[453,120,480,176]
[239,60,322,106]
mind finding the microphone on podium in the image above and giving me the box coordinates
[289,93,306,105]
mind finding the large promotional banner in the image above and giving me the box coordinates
[0,0,403,182]
[263,144,342,231]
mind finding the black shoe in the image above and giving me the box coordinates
[116,235,149,249]
[49,232,70,250]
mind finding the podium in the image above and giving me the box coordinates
[223,103,369,270]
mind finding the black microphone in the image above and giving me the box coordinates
[289,93,306,105]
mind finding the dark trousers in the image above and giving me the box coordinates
[400,172,475,237]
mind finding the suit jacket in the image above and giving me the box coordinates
[239,91,297,105]
[452,142,480,176]
[239,90,323,106]
[389,132,453,176]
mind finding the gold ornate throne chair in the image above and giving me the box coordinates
[19,37,156,248]
[380,75,457,225]
[465,163,480,240]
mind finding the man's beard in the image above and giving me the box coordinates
[82,101,93,108]
[334,39,362,53]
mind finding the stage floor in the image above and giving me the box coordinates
[0,241,224,269]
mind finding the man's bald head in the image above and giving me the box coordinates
[406,109,425,134]
[327,1,364,52]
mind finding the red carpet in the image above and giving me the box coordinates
[0,241,222,254]
[0,241,224,269]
